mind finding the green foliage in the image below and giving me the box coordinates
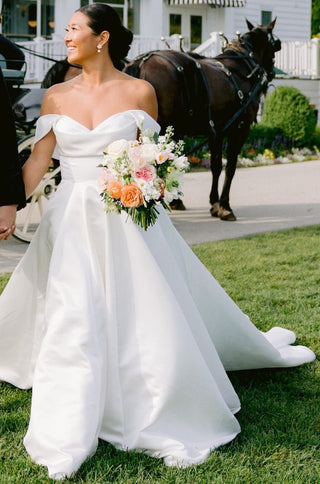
[240,123,292,158]
[261,86,317,147]
[311,124,320,150]
[0,226,319,483]
[312,0,320,36]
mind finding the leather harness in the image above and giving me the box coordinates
[136,46,269,140]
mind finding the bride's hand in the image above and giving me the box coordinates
[0,205,17,240]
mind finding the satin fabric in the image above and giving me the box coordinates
[0,110,315,480]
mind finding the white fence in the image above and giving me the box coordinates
[194,35,320,79]
[18,34,189,84]
[17,34,320,84]
[275,39,320,78]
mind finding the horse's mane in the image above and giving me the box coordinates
[41,58,72,88]
[124,58,142,78]
[185,52,206,60]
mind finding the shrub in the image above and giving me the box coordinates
[261,86,317,146]
[311,124,320,149]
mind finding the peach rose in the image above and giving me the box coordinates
[121,183,143,208]
[107,180,123,199]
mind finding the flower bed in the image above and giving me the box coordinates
[188,146,320,171]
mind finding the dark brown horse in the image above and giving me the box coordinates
[41,58,82,88]
[124,19,281,220]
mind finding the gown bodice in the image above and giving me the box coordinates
[35,110,161,183]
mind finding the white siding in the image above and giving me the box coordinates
[54,0,80,38]
[232,0,311,41]
[139,0,164,37]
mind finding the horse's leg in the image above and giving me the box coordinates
[170,198,186,210]
[218,130,247,221]
[209,136,223,217]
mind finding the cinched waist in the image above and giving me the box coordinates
[59,155,102,183]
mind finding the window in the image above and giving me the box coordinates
[41,0,55,38]
[261,10,272,26]
[2,0,37,40]
[170,14,182,36]
[91,0,137,31]
[1,0,55,40]
[190,15,202,49]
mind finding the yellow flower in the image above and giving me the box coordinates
[263,149,274,159]
[167,167,172,173]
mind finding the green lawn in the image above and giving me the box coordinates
[0,226,319,483]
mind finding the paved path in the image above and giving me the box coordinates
[1,160,319,273]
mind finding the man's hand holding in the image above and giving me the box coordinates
[0,205,17,240]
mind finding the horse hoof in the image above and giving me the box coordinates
[210,203,220,217]
[218,208,237,221]
[170,199,186,211]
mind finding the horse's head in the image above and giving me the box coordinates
[241,18,281,81]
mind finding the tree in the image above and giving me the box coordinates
[311,0,320,37]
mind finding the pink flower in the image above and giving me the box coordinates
[99,168,110,190]
[128,145,145,169]
[157,151,172,164]
[135,165,156,182]
[99,168,116,190]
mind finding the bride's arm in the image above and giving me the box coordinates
[22,130,56,198]
[22,88,57,198]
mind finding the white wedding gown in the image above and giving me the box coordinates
[0,110,315,480]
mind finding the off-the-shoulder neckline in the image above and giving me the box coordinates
[38,109,159,132]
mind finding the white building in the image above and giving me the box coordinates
[0,0,316,84]
[0,0,311,44]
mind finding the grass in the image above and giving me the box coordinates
[0,225,319,483]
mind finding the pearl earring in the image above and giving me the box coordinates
[97,44,102,53]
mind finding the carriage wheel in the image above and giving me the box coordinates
[13,134,61,243]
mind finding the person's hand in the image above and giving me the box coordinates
[0,205,17,240]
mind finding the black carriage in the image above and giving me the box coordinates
[2,56,60,242]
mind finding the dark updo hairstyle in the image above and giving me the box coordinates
[77,3,133,70]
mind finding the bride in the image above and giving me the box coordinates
[0,3,315,481]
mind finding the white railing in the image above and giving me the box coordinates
[129,34,190,59]
[194,34,320,79]
[18,34,190,84]
[18,38,66,83]
[275,38,320,78]
[17,34,320,83]
[193,32,229,58]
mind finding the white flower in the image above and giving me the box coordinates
[173,155,189,170]
[105,139,130,160]
[276,156,291,164]
[164,187,179,202]
[141,128,155,141]
[136,179,161,202]
[140,144,160,164]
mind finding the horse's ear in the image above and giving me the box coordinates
[246,19,255,31]
[267,17,277,32]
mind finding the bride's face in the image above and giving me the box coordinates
[64,11,101,65]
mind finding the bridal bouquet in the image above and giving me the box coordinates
[99,126,189,230]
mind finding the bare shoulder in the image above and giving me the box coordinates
[122,74,158,119]
[40,78,79,115]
